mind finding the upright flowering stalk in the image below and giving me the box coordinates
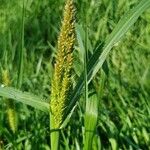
[50,0,75,149]
[2,70,17,133]
[50,0,75,128]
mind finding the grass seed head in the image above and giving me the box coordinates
[2,70,17,133]
[50,0,75,128]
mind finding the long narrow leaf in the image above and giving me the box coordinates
[65,0,150,116]
[84,93,98,150]
[0,86,49,112]
[17,0,25,89]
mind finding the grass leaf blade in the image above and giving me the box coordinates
[65,0,150,117]
[0,86,49,112]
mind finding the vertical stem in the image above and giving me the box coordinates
[50,113,59,150]
[17,0,25,88]
[84,2,89,149]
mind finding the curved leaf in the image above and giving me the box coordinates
[65,0,150,116]
[0,86,49,112]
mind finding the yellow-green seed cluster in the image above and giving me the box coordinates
[50,0,75,128]
[2,70,17,133]
[2,70,11,86]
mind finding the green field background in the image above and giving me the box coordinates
[0,0,150,149]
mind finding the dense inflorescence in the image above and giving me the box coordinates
[2,70,17,133]
[50,0,75,129]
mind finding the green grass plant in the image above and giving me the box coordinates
[0,0,150,149]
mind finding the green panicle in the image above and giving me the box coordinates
[50,0,75,129]
[2,70,17,133]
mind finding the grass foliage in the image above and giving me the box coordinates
[0,0,150,149]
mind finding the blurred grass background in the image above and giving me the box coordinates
[0,0,150,149]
